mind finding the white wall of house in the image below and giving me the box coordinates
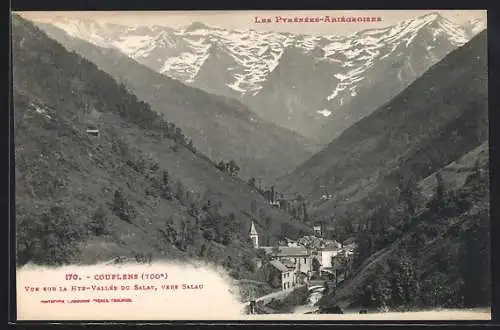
[284,256,313,274]
[300,256,312,273]
[320,250,340,268]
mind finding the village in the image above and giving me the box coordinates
[245,209,358,314]
[251,186,357,282]
[249,219,357,290]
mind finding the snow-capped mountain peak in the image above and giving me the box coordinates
[182,21,220,33]
[184,21,209,30]
[36,12,483,142]
[462,17,487,37]
[43,13,474,98]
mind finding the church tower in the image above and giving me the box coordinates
[250,221,259,248]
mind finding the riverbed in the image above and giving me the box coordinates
[291,288,324,314]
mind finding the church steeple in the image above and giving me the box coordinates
[250,221,259,248]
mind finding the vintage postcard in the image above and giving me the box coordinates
[12,9,490,321]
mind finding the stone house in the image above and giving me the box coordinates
[261,246,314,282]
[268,260,295,290]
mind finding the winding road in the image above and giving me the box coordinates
[244,284,325,314]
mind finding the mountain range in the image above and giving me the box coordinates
[39,12,486,142]
[34,21,322,183]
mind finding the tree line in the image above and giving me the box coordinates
[215,160,240,176]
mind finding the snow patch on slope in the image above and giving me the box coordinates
[317,109,332,117]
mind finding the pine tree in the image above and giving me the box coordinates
[302,202,309,222]
[372,264,392,310]
[352,231,374,269]
[389,248,420,310]
[187,139,194,152]
[89,205,108,236]
[312,257,321,272]
[227,160,240,176]
[428,171,446,212]
[216,161,226,172]
[198,243,207,258]
[161,170,172,200]
[250,200,257,214]
[435,172,445,203]
[397,173,422,216]
[461,219,491,307]
[177,221,187,251]
[175,180,186,204]
[112,189,126,218]
[265,216,272,230]
[473,157,481,176]
[259,208,266,221]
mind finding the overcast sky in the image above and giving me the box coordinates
[17,10,487,36]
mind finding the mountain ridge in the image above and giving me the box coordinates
[277,30,487,224]
[34,20,322,183]
[31,12,486,142]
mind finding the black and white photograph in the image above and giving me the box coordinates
[12,9,490,320]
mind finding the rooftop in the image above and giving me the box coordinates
[269,260,289,273]
[321,241,342,251]
[280,259,296,269]
[343,237,357,245]
[321,246,341,252]
[261,246,310,257]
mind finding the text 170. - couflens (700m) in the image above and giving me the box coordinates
[64,273,169,281]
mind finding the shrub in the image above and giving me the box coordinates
[88,205,109,236]
[111,189,136,223]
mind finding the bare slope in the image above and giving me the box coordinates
[34,21,322,183]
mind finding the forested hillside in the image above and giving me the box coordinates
[13,14,310,284]
[319,144,490,310]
